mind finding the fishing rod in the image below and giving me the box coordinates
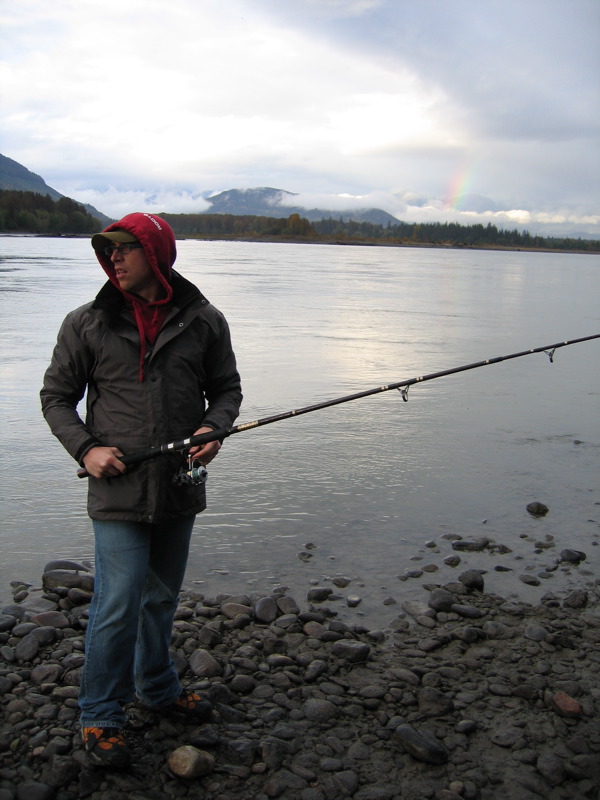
[77,333,600,480]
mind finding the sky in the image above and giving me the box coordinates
[1,0,599,236]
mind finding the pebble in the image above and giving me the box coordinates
[458,569,485,592]
[526,501,549,517]
[0,559,598,800]
[394,724,449,764]
[167,745,215,778]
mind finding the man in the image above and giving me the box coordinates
[41,212,242,767]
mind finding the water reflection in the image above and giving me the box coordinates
[1,236,599,621]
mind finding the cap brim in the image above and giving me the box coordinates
[91,230,138,251]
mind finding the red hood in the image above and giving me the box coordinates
[94,212,177,304]
[92,213,177,380]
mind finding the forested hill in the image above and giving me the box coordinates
[0,153,111,226]
[0,190,102,234]
[1,189,598,252]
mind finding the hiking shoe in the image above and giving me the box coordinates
[162,689,213,723]
[81,727,130,768]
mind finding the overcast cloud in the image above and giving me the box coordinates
[1,0,598,234]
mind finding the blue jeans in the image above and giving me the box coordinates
[79,517,195,728]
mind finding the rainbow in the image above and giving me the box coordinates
[445,162,475,210]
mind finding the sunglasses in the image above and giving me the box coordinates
[103,243,143,256]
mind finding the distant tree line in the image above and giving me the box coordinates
[1,190,598,251]
[311,218,599,252]
[161,212,313,238]
[161,212,599,252]
[0,190,101,234]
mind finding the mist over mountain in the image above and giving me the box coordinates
[204,187,399,225]
[2,154,598,240]
[0,156,400,227]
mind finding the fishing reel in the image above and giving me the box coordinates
[172,455,208,486]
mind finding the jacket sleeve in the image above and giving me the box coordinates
[200,310,243,433]
[40,309,101,464]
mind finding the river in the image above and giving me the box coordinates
[1,236,598,622]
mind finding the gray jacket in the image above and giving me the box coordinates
[41,271,242,523]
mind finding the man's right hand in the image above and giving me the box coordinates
[82,446,126,479]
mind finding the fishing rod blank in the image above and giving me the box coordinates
[77,333,600,478]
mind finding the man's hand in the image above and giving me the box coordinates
[188,426,221,464]
[82,446,126,479]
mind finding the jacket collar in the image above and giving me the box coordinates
[93,270,206,314]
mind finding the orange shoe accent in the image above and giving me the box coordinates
[166,689,213,722]
[81,726,130,767]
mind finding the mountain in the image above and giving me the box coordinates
[204,187,400,225]
[0,154,112,226]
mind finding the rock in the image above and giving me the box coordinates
[1,560,599,800]
[304,659,328,682]
[333,770,359,794]
[302,698,337,723]
[451,538,489,552]
[30,664,64,684]
[15,782,55,800]
[330,640,370,663]
[66,588,93,605]
[428,588,456,612]
[524,623,548,642]
[394,724,448,764]
[560,549,587,564]
[444,555,461,567]
[276,595,300,615]
[451,604,483,619]
[549,692,583,718]
[221,602,252,619]
[519,574,541,586]
[41,754,79,789]
[43,560,90,573]
[42,570,94,592]
[563,589,588,608]
[230,674,256,694]
[15,632,41,662]
[167,745,215,778]
[418,687,454,716]
[30,611,70,629]
[458,570,484,592]
[526,501,549,517]
[254,597,279,623]
[331,576,351,588]
[307,587,333,603]
[536,753,566,785]
[401,600,431,618]
[490,728,523,748]
[0,614,17,632]
[188,648,223,677]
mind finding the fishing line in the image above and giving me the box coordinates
[77,333,600,479]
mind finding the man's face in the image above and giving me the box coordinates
[109,243,162,301]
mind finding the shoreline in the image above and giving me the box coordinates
[1,231,598,255]
[1,557,599,800]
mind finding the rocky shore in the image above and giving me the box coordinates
[1,545,599,800]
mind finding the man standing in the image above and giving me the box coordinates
[41,212,242,767]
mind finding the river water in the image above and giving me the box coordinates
[1,236,599,622]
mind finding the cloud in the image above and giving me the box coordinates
[278,189,599,235]
[1,0,598,235]
[57,187,212,220]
